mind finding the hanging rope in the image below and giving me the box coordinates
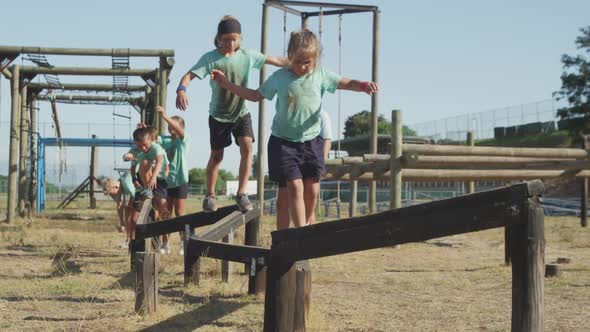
[283,9,287,56]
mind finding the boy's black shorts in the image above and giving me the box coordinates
[268,135,325,188]
[209,113,255,150]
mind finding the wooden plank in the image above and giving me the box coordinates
[187,238,270,265]
[271,181,543,261]
[403,143,589,159]
[349,179,357,217]
[200,208,260,242]
[510,197,544,332]
[135,205,238,240]
[403,154,590,170]
[131,200,153,271]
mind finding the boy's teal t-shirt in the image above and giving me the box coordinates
[133,143,169,179]
[159,133,191,188]
[190,48,266,123]
[258,67,341,142]
[119,172,136,197]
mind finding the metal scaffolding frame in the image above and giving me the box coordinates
[257,0,380,213]
[1,45,174,223]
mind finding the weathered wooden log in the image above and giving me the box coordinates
[324,169,590,182]
[510,197,544,332]
[264,260,297,332]
[246,216,265,295]
[221,230,234,283]
[404,143,589,159]
[402,154,590,170]
[135,251,158,315]
[294,260,312,332]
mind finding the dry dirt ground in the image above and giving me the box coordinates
[0,197,588,332]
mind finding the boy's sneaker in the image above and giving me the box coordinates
[159,242,170,255]
[203,195,217,212]
[139,188,154,200]
[235,193,253,211]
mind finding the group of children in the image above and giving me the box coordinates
[102,15,377,254]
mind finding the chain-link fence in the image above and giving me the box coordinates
[408,99,566,143]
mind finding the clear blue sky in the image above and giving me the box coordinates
[0,0,588,182]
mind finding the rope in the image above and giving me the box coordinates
[283,9,287,56]
[318,7,324,43]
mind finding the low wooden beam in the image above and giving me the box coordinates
[187,238,270,265]
[270,181,543,262]
[403,143,589,159]
[135,205,239,240]
[199,208,260,242]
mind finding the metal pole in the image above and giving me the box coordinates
[158,57,169,134]
[466,131,475,194]
[26,82,146,92]
[18,85,29,216]
[89,134,97,209]
[258,2,269,214]
[582,135,589,227]
[7,65,20,223]
[368,9,380,214]
[390,110,402,209]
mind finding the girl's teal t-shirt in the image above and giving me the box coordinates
[258,67,341,142]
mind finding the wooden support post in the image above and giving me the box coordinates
[18,85,29,216]
[390,110,402,209]
[89,134,97,209]
[245,217,265,294]
[29,97,38,214]
[264,259,297,332]
[133,200,158,315]
[466,131,475,194]
[294,260,312,332]
[510,197,544,332]
[581,135,589,227]
[257,2,269,215]
[7,65,20,223]
[135,251,158,315]
[505,225,512,266]
[368,9,380,214]
[349,179,358,217]
[184,222,200,286]
[221,229,233,283]
[158,57,169,134]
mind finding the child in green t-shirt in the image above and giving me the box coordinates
[155,106,190,255]
[175,15,288,213]
[102,173,137,248]
[211,29,378,230]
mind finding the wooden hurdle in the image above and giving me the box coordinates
[263,180,545,332]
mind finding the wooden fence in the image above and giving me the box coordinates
[131,203,261,314]
[325,110,588,229]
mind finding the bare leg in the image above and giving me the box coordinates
[236,136,253,195]
[206,149,224,196]
[303,179,320,226]
[287,179,306,228]
[276,187,290,230]
[174,197,187,241]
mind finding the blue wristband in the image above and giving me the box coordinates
[177,85,187,92]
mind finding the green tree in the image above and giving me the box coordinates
[188,167,236,194]
[555,26,590,135]
[343,110,417,138]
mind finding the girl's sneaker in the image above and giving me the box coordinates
[159,242,170,255]
[235,193,253,211]
[178,247,184,256]
[203,195,217,212]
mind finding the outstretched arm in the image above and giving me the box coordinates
[211,69,264,102]
[265,56,290,67]
[155,106,185,139]
[337,78,379,95]
[176,72,197,111]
